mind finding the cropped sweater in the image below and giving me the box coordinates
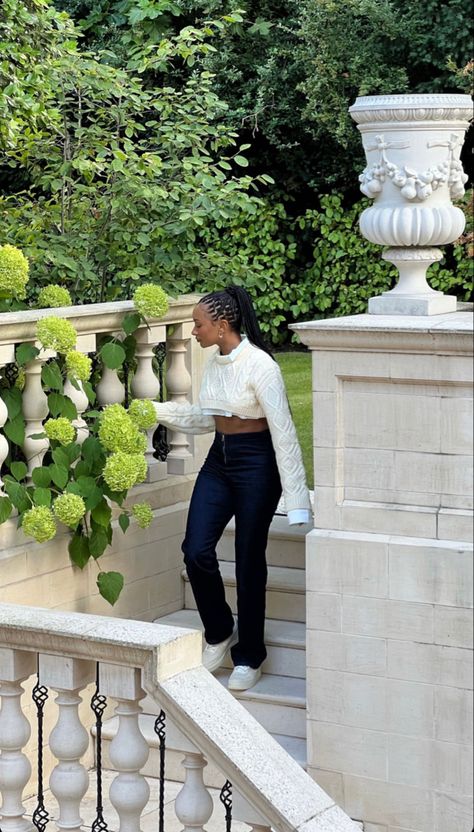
[153,339,312,524]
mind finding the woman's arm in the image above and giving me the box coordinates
[153,401,215,435]
[252,360,312,525]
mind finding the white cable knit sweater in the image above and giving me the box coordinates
[154,339,311,523]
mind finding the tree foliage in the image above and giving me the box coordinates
[0,1,274,302]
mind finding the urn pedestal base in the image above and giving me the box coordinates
[368,246,457,316]
[369,292,457,316]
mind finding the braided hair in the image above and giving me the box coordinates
[199,286,274,359]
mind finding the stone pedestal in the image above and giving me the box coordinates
[292,309,473,832]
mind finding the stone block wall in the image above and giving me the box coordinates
[295,310,473,832]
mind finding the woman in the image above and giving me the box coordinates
[154,286,311,691]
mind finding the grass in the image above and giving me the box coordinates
[275,351,313,489]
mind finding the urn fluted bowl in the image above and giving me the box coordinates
[349,94,472,248]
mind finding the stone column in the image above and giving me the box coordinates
[292,311,473,832]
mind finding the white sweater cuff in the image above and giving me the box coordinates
[287,509,312,526]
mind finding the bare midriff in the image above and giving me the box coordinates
[214,415,269,434]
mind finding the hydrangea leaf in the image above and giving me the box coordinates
[10,461,28,482]
[16,343,40,366]
[4,415,25,446]
[42,361,64,392]
[49,463,69,489]
[97,571,124,605]
[2,388,22,420]
[32,467,52,488]
[122,312,141,336]
[100,342,126,370]
[118,513,130,533]
[69,534,91,569]
[33,487,52,507]
[89,527,109,558]
[91,498,112,528]
[0,497,13,524]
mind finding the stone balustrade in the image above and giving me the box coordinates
[0,603,360,832]
[0,295,204,487]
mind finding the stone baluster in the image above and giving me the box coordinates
[64,335,96,447]
[99,664,150,832]
[96,366,126,407]
[131,325,167,481]
[0,393,9,496]
[22,350,54,478]
[161,718,214,831]
[0,648,36,832]
[39,654,95,832]
[165,322,194,475]
[174,752,213,832]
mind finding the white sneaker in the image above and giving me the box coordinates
[202,627,238,673]
[228,665,262,691]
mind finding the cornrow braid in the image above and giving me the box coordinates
[199,285,274,359]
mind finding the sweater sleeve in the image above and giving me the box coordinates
[252,360,312,518]
[153,401,215,435]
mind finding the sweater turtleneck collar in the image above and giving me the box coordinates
[214,336,250,364]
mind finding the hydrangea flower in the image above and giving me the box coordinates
[133,284,169,319]
[53,493,86,527]
[128,399,156,430]
[14,367,26,391]
[132,502,153,528]
[37,317,77,353]
[22,506,56,543]
[37,285,72,308]
[98,404,146,454]
[65,351,92,382]
[0,244,29,300]
[44,417,76,446]
[102,452,147,492]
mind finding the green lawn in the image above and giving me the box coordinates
[275,352,313,489]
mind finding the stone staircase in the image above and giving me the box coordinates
[99,513,310,787]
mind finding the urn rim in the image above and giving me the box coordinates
[349,93,473,112]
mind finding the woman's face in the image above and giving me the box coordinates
[192,303,223,348]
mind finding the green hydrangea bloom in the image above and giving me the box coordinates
[128,399,156,430]
[132,502,153,528]
[0,244,29,300]
[98,403,147,454]
[22,506,57,543]
[65,351,92,382]
[37,285,72,308]
[102,452,147,492]
[37,317,77,353]
[44,417,76,446]
[133,284,169,319]
[53,493,86,527]
[14,367,26,391]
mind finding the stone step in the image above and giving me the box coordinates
[154,609,306,679]
[183,561,306,623]
[217,514,309,570]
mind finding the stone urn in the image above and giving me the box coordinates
[349,93,472,315]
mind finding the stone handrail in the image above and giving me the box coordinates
[0,602,359,832]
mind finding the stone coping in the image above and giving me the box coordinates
[158,666,359,832]
[0,602,201,683]
[0,294,202,345]
[291,309,473,353]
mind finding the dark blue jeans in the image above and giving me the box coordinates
[182,430,282,668]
